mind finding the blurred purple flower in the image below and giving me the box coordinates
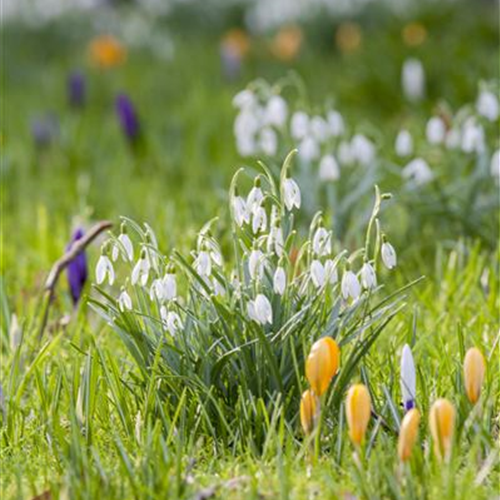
[115,94,140,141]
[31,113,59,148]
[220,45,242,82]
[68,71,86,108]
[66,228,88,305]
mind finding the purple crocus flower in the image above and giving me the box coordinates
[66,228,88,305]
[115,94,140,142]
[68,71,86,108]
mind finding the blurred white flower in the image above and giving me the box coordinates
[267,224,284,257]
[259,127,278,156]
[312,227,332,256]
[96,254,115,286]
[252,204,267,234]
[236,134,257,157]
[298,135,319,162]
[402,158,433,186]
[401,344,416,411]
[351,134,375,166]
[194,250,211,277]
[264,95,288,127]
[232,194,250,226]
[476,89,499,121]
[395,129,413,157]
[247,294,273,325]
[338,140,354,165]
[319,154,340,181]
[491,149,500,178]
[341,270,361,300]
[426,116,446,145]
[361,262,377,289]
[247,181,264,210]
[118,289,133,312]
[249,248,265,280]
[160,306,183,335]
[327,110,345,137]
[381,241,397,269]
[131,252,150,286]
[233,89,255,109]
[401,58,425,102]
[461,118,485,154]
[273,267,286,295]
[310,115,329,142]
[291,111,309,139]
[163,272,177,301]
[324,259,338,284]
[310,259,326,288]
[283,177,301,211]
[149,278,164,301]
[118,232,134,261]
[445,128,461,149]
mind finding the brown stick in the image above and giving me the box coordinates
[39,220,113,339]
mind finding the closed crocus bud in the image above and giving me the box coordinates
[398,408,421,462]
[463,347,486,404]
[300,389,319,435]
[401,344,416,411]
[306,337,340,396]
[345,384,371,445]
[115,94,140,142]
[66,228,88,305]
[429,398,455,462]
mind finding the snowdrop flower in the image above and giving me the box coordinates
[426,116,446,145]
[338,140,354,166]
[149,278,165,301]
[324,259,338,284]
[312,227,332,257]
[194,249,212,277]
[118,288,133,312]
[291,111,309,139]
[247,294,273,325]
[252,203,267,234]
[232,190,250,226]
[96,251,115,286]
[461,118,485,154]
[395,129,413,157]
[131,249,150,286]
[212,277,226,297]
[264,95,288,127]
[232,89,255,109]
[445,128,461,149]
[310,260,326,288]
[381,239,397,269]
[163,270,177,301]
[267,222,284,257]
[319,154,340,181]
[259,127,278,156]
[247,177,264,210]
[341,269,361,300]
[160,306,183,335]
[114,224,134,261]
[476,89,499,121]
[249,247,265,280]
[402,158,434,186]
[401,344,416,411]
[360,262,377,289]
[491,149,500,179]
[236,134,257,157]
[298,135,319,162]
[310,115,329,142]
[273,266,286,295]
[351,134,375,166]
[282,176,301,211]
[327,110,345,137]
[401,58,425,102]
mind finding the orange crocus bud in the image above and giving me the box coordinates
[463,347,486,404]
[89,35,126,69]
[305,337,340,396]
[300,389,319,435]
[271,25,303,61]
[345,384,371,446]
[398,408,421,462]
[429,398,455,462]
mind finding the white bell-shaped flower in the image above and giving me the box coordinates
[291,111,309,139]
[381,241,397,269]
[351,134,375,166]
[324,259,338,284]
[401,344,416,411]
[283,177,301,211]
[273,267,286,296]
[395,129,413,157]
[312,227,332,257]
[360,262,377,289]
[402,158,433,186]
[247,179,264,211]
[461,118,485,154]
[118,232,134,261]
[252,204,267,234]
[310,115,329,142]
[163,273,177,301]
[232,89,255,109]
[149,278,165,301]
[327,110,345,137]
[267,224,284,257]
[194,250,212,277]
[338,140,354,166]
[118,289,133,312]
[426,116,446,145]
[491,149,500,179]
[249,248,265,280]
[96,254,115,286]
[160,306,183,335]
[232,194,250,226]
[341,270,361,300]
[247,294,273,325]
[401,58,425,102]
[476,89,499,122]
[264,95,288,127]
[259,127,278,156]
[310,260,326,288]
[131,252,150,286]
[298,136,319,162]
[319,155,340,181]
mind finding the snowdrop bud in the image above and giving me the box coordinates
[429,399,455,462]
[351,134,375,166]
[273,266,286,295]
[310,260,326,288]
[402,158,433,186]
[247,294,273,325]
[426,116,446,145]
[345,384,371,445]
[381,240,397,270]
[310,115,329,142]
[298,135,319,162]
[395,129,413,157]
[282,176,301,211]
[264,95,288,127]
[118,224,134,261]
[401,344,416,411]
[491,149,500,179]
[401,58,425,102]
[360,262,377,290]
[319,155,340,181]
[118,288,133,312]
[327,110,345,137]
[291,111,309,139]
[96,249,115,286]
[398,408,421,462]
[341,270,361,300]
[312,227,332,257]
[259,127,278,156]
[300,390,319,435]
[476,89,499,121]
[306,337,340,396]
[463,347,486,405]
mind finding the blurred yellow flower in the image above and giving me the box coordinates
[463,347,486,404]
[221,29,250,58]
[402,22,427,47]
[89,35,127,69]
[300,389,319,435]
[398,408,420,462]
[336,23,363,54]
[429,398,455,462]
[305,337,340,396]
[345,384,371,445]
[271,25,303,61]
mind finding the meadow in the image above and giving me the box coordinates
[1,1,499,499]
